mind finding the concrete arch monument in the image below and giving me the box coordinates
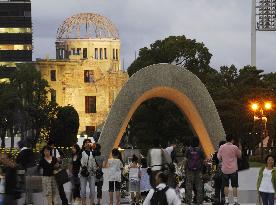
[99,64,225,157]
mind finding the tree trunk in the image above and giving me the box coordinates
[0,131,5,148]
[10,128,14,148]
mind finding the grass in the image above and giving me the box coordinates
[249,161,264,167]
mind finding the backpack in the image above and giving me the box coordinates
[150,186,169,205]
[187,147,202,171]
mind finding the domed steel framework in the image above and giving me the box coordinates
[57,13,119,40]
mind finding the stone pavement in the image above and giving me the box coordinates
[12,168,261,204]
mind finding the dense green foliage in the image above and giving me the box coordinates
[0,64,58,147]
[126,35,276,150]
[49,105,79,147]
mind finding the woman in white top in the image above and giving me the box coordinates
[257,155,276,205]
[105,148,123,205]
[80,139,97,205]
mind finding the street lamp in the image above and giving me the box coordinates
[250,101,273,158]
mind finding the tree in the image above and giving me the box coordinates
[128,35,212,77]
[126,34,276,151]
[0,64,58,147]
[0,82,21,147]
[49,105,79,147]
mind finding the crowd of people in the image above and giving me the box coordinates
[0,134,276,205]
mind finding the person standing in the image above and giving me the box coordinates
[71,143,82,204]
[142,172,181,205]
[185,137,204,205]
[139,158,151,202]
[105,148,123,205]
[80,139,97,205]
[93,143,105,205]
[16,140,36,205]
[217,134,242,205]
[38,145,59,205]
[48,140,69,205]
[212,140,226,205]
[129,154,140,205]
[0,153,18,205]
[165,144,177,163]
[147,138,171,187]
[257,155,276,205]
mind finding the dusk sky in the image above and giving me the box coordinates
[32,0,276,72]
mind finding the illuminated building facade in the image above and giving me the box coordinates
[36,13,128,135]
[0,0,32,79]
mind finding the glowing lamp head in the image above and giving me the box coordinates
[265,102,272,110]
[251,103,259,111]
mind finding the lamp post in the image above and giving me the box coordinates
[250,101,272,159]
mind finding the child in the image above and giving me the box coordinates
[129,155,140,205]
[139,158,151,202]
[106,148,123,205]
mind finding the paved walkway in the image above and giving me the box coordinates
[8,168,262,204]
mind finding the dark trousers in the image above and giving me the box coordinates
[58,184,68,205]
[260,192,274,205]
[185,170,203,204]
[96,181,103,199]
[72,183,80,199]
[214,173,225,204]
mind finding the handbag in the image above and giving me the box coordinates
[55,169,70,185]
[95,159,103,179]
[80,155,90,177]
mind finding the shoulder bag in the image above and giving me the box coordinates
[80,154,90,177]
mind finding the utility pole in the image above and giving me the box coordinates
[252,0,276,67]
[251,0,257,66]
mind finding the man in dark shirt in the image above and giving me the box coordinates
[16,140,36,205]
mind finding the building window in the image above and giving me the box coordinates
[77,48,81,55]
[116,49,118,60]
[99,48,103,59]
[0,28,32,34]
[71,48,75,55]
[113,49,115,60]
[86,126,95,135]
[83,48,87,59]
[84,70,94,83]
[24,11,31,17]
[51,90,56,103]
[50,70,56,81]
[104,48,107,59]
[95,48,98,59]
[85,96,96,113]
[0,44,32,50]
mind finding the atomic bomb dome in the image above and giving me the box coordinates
[56,13,119,40]
[55,13,121,68]
[36,12,127,135]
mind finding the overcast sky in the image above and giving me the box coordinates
[32,0,276,73]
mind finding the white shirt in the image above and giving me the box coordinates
[129,167,139,181]
[108,158,123,182]
[165,146,174,156]
[259,168,275,193]
[148,149,162,171]
[143,183,181,205]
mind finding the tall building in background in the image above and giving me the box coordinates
[0,0,32,80]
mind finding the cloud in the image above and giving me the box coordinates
[32,0,276,72]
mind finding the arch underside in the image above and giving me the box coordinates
[99,64,225,158]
